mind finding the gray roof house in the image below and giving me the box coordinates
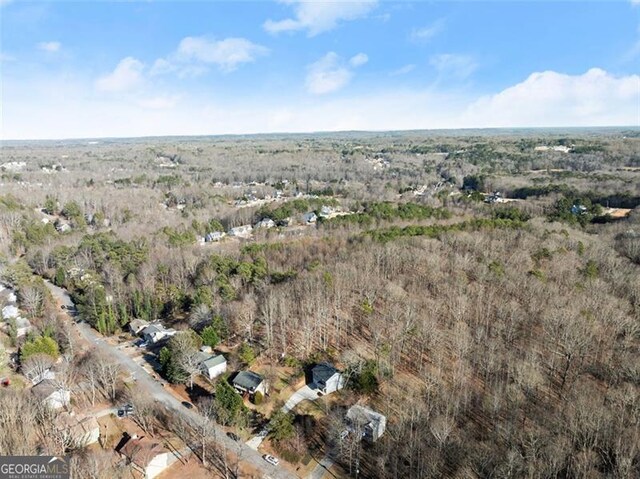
[232,371,266,395]
[129,318,150,335]
[141,323,177,344]
[346,405,387,442]
[309,363,344,395]
[198,353,227,380]
[228,225,253,238]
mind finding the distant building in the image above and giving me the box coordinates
[308,363,344,395]
[318,205,336,218]
[228,225,253,238]
[346,405,387,442]
[571,204,588,215]
[255,218,276,229]
[232,371,267,396]
[32,379,70,410]
[198,353,227,380]
[205,231,225,242]
[303,212,317,224]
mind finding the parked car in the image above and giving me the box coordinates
[181,401,194,409]
[263,454,279,466]
[227,432,240,442]
[340,429,349,440]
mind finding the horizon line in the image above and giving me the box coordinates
[1,125,638,143]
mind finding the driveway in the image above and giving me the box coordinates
[45,280,297,479]
[247,385,321,450]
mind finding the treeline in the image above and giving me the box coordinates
[324,201,452,228]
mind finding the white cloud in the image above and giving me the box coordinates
[95,57,144,92]
[463,68,640,127]
[430,54,477,79]
[37,41,61,52]
[0,52,16,62]
[411,19,445,42]
[153,36,268,76]
[390,64,415,76]
[349,53,368,67]
[175,36,268,72]
[264,0,377,36]
[0,0,13,6]
[306,52,353,95]
[4,68,638,139]
[631,0,640,6]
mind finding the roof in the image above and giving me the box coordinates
[55,412,99,436]
[233,371,264,390]
[141,323,166,336]
[200,353,226,369]
[311,362,338,386]
[31,379,67,400]
[129,318,149,331]
[346,405,386,428]
[120,437,167,469]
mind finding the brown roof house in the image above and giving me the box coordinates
[118,434,183,479]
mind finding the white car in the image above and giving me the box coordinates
[263,454,279,466]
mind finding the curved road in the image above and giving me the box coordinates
[45,280,296,479]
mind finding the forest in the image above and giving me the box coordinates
[0,128,639,478]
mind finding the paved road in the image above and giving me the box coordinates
[45,280,297,479]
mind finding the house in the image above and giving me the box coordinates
[318,205,336,218]
[255,218,276,229]
[55,221,71,233]
[1,304,19,320]
[232,371,267,396]
[198,353,227,380]
[571,204,588,215]
[308,363,344,395]
[118,435,181,479]
[346,405,387,442]
[32,379,71,409]
[303,212,317,224]
[141,323,177,344]
[55,412,100,447]
[27,366,55,385]
[129,318,149,336]
[228,225,253,238]
[14,317,33,337]
[484,192,504,204]
[205,231,225,242]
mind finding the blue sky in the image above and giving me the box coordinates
[1,0,639,139]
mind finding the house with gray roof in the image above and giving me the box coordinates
[198,353,227,380]
[346,405,387,442]
[232,371,266,396]
[141,322,177,344]
[308,362,344,395]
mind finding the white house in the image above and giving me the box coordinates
[56,412,100,447]
[198,353,227,380]
[255,218,276,229]
[319,205,336,218]
[308,363,344,395]
[1,304,19,320]
[303,212,317,224]
[228,225,253,238]
[32,379,71,410]
[119,435,182,479]
[141,323,177,344]
[205,231,225,242]
[346,405,387,442]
